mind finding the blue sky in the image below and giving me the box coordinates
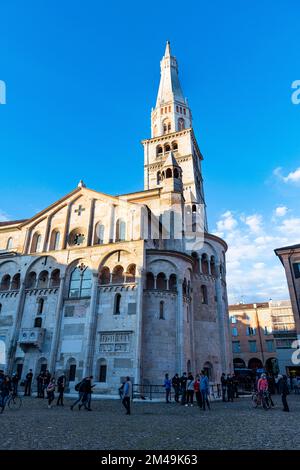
[1,0,300,302]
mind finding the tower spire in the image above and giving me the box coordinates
[151,42,192,138]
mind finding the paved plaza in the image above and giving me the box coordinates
[0,395,300,450]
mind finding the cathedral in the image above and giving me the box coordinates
[0,42,232,392]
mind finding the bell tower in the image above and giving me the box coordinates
[142,42,208,231]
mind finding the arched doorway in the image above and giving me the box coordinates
[248,358,263,370]
[233,358,246,369]
[203,361,213,381]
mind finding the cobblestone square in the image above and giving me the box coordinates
[1,395,300,450]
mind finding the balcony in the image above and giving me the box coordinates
[18,328,45,350]
[272,324,297,338]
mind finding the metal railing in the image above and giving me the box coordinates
[132,383,221,400]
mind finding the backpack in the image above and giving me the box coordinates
[75,381,82,392]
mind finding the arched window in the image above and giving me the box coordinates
[178,118,185,131]
[31,233,42,253]
[0,275,10,291]
[191,252,200,273]
[166,168,172,179]
[156,145,163,157]
[201,254,209,274]
[172,141,178,151]
[115,219,126,242]
[49,230,60,250]
[168,123,171,132]
[37,298,44,315]
[157,171,162,185]
[6,237,13,250]
[156,272,167,290]
[126,264,136,283]
[69,267,92,298]
[182,278,187,295]
[50,269,60,287]
[34,317,42,328]
[201,285,208,304]
[192,205,197,232]
[99,266,110,285]
[146,272,154,289]
[11,273,20,290]
[169,274,177,291]
[94,222,105,245]
[114,293,121,314]
[112,265,124,284]
[159,301,164,319]
[210,256,216,276]
[99,359,107,382]
[164,143,171,153]
[26,272,36,289]
[37,270,49,288]
[68,229,86,246]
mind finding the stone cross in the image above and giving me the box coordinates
[75,205,85,216]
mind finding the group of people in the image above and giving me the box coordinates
[164,371,211,410]
[220,373,239,402]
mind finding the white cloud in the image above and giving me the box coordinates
[216,211,238,234]
[242,214,263,234]
[214,207,300,304]
[273,166,300,184]
[274,206,288,217]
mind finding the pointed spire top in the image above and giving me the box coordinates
[164,40,171,57]
[78,179,86,188]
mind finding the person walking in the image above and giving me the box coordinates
[180,372,187,405]
[221,373,227,402]
[70,379,85,410]
[56,374,66,406]
[279,375,290,412]
[0,376,12,413]
[226,374,234,402]
[122,376,132,415]
[11,373,19,395]
[163,373,172,403]
[80,376,94,411]
[172,373,180,403]
[200,371,210,411]
[36,372,44,398]
[194,374,203,408]
[186,373,195,406]
[24,369,33,396]
[47,378,56,409]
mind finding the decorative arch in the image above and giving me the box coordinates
[49,229,60,251]
[0,274,11,291]
[146,272,154,289]
[248,358,263,370]
[37,270,49,289]
[50,269,60,287]
[201,253,209,274]
[99,266,110,285]
[30,232,42,253]
[25,271,37,289]
[11,273,21,290]
[115,219,126,242]
[126,264,136,283]
[156,272,167,290]
[156,145,163,157]
[112,265,124,284]
[169,273,177,291]
[6,237,13,250]
[94,222,105,245]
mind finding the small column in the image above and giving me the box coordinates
[62,203,72,249]
[7,280,26,374]
[43,216,52,252]
[215,263,227,373]
[176,278,184,374]
[48,275,66,374]
[87,198,95,246]
[134,267,145,385]
[83,273,99,377]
